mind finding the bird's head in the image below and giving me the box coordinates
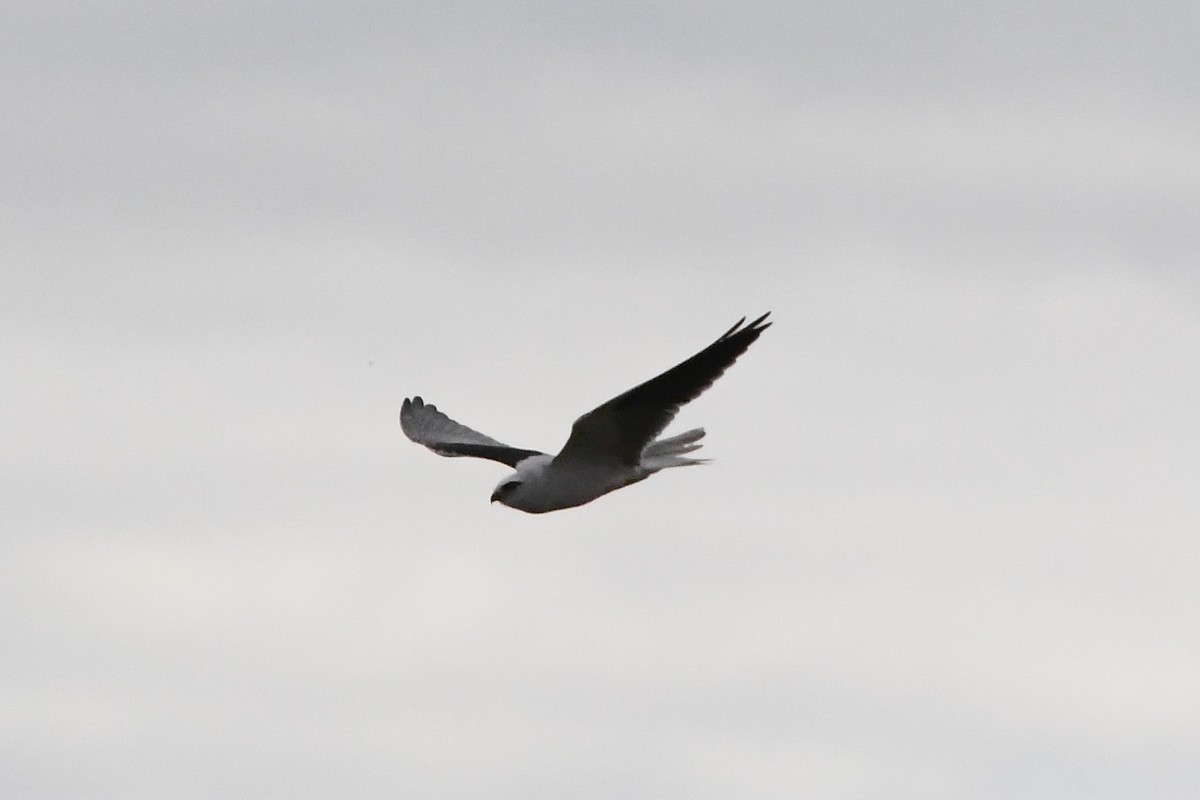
[490,477,522,505]
[490,454,554,510]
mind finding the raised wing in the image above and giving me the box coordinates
[557,313,771,467]
[400,396,545,468]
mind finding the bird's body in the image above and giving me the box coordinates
[495,454,637,514]
[400,313,771,513]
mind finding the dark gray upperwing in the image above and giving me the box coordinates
[557,313,771,466]
[400,396,545,468]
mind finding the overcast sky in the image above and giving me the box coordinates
[3,2,1199,798]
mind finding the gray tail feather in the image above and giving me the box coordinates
[641,428,708,467]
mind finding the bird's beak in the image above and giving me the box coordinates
[489,491,501,504]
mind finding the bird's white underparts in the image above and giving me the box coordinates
[400,313,771,513]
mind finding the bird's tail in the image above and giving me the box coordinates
[640,428,708,469]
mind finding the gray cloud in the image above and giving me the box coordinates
[3,2,1198,798]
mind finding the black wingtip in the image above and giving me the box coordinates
[720,312,771,340]
[746,311,772,331]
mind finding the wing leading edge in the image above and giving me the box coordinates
[400,396,544,468]
[558,312,772,466]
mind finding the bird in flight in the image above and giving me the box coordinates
[400,313,771,513]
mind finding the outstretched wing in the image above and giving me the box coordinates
[557,313,771,467]
[400,396,545,468]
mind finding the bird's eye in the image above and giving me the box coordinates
[500,480,521,494]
